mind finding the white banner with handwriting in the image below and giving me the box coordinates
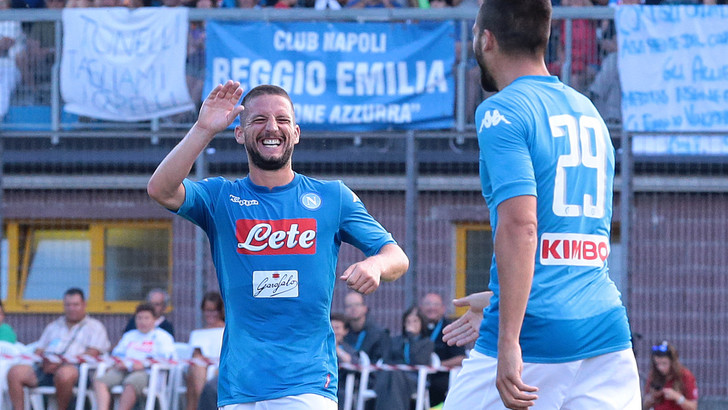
[616,5,728,132]
[61,8,194,121]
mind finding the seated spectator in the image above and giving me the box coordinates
[124,288,175,338]
[331,312,357,410]
[185,291,225,410]
[0,0,23,121]
[0,301,17,343]
[93,303,177,410]
[373,306,433,410]
[343,291,389,363]
[419,293,466,406]
[7,288,111,410]
[643,341,698,410]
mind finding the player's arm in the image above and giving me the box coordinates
[442,291,493,347]
[340,243,409,295]
[494,194,539,409]
[148,80,244,211]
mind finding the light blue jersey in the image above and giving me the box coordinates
[474,76,631,363]
[177,173,395,405]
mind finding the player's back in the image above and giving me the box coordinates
[475,76,631,362]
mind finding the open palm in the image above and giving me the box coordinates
[197,80,245,135]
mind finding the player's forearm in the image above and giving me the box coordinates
[372,243,409,282]
[494,219,537,347]
[148,123,215,209]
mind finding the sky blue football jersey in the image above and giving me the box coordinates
[473,76,632,363]
[177,173,396,404]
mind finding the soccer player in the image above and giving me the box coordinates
[147,82,409,409]
[441,0,640,409]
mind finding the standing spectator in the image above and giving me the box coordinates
[123,288,175,338]
[643,341,698,410]
[344,291,390,363]
[185,291,225,410]
[0,0,23,121]
[93,303,177,410]
[419,293,465,406]
[0,301,17,343]
[7,288,111,410]
[555,0,600,92]
[147,82,408,408]
[373,306,433,410]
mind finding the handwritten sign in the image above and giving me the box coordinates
[60,8,194,121]
[205,21,455,131]
[616,5,728,132]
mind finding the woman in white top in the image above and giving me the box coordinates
[186,291,225,410]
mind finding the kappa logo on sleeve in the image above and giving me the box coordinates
[478,109,512,131]
[236,219,317,255]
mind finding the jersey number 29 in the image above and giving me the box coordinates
[549,114,606,219]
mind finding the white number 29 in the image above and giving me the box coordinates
[549,114,607,219]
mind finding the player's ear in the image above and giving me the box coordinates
[293,124,301,145]
[482,29,497,52]
[234,125,244,145]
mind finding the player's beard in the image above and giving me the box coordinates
[474,43,498,92]
[245,136,295,171]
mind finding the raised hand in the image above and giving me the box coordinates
[196,80,245,136]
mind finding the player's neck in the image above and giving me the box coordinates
[248,166,295,190]
[495,57,550,91]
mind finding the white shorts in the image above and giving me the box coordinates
[443,348,641,410]
[220,394,337,410]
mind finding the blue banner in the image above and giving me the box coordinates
[205,21,455,131]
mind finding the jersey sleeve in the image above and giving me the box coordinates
[475,99,537,210]
[337,182,395,257]
[177,177,225,231]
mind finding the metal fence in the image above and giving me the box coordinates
[1,6,728,400]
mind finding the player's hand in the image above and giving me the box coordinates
[496,343,538,409]
[196,80,245,137]
[442,292,493,347]
[339,259,382,295]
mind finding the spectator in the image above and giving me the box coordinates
[0,301,17,343]
[185,291,225,410]
[555,0,600,93]
[344,291,390,363]
[0,0,23,121]
[643,341,698,410]
[331,312,357,410]
[7,288,111,410]
[373,306,433,410]
[186,0,214,111]
[419,293,466,406]
[123,288,175,338]
[93,303,177,410]
[345,0,403,9]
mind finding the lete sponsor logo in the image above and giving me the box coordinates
[540,233,609,267]
[236,219,317,255]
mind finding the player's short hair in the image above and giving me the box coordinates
[239,85,295,122]
[476,0,551,57]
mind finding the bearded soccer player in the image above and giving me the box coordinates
[148,82,408,409]
[441,0,640,409]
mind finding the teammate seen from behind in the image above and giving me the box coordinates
[147,82,408,409]
[442,0,640,409]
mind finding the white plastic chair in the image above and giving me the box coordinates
[170,342,193,410]
[94,360,175,410]
[412,353,440,410]
[0,341,23,410]
[23,361,97,410]
[354,351,376,410]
